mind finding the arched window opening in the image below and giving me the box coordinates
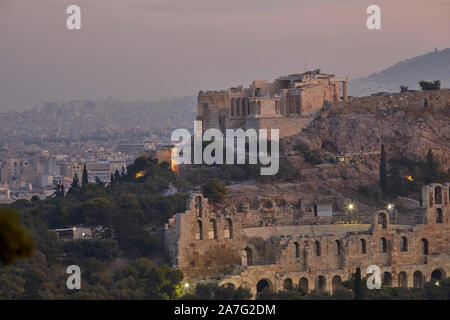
[256,279,272,293]
[283,278,293,291]
[431,269,446,282]
[294,242,300,259]
[332,276,342,293]
[208,219,217,240]
[315,276,326,291]
[299,278,308,293]
[334,240,342,256]
[382,272,392,288]
[436,208,443,224]
[421,239,429,255]
[398,272,408,288]
[400,237,408,252]
[195,220,203,240]
[314,241,321,256]
[244,247,253,266]
[378,212,388,229]
[380,238,387,253]
[224,218,233,239]
[360,239,367,254]
[413,271,424,288]
[195,196,202,217]
[435,186,442,205]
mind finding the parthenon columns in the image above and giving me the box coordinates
[342,80,348,103]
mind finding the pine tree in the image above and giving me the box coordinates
[379,144,387,194]
[121,166,126,177]
[110,173,114,185]
[82,165,89,185]
[354,267,362,300]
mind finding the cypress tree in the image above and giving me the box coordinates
[354,267,362,300]
[379,144,387,194]
[71,173,80,189]
[82,165,89,185]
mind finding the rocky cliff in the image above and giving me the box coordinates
[284,89,450,171]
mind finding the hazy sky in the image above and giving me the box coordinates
[0,0,449,111]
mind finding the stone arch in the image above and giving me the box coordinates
[299,277,309,293]
[413,271,425,288]
[242,247,253,266]
[375,211,389,229]
[382,272,392,288]
[314,240,321,256]
[208,219,217,239]
[195,220,203,240]
[224,218,233,239]
[360,238,367,254]
[400,236,408,252]
[398,272,408,288]
[420,238,429,255]
[256,279,272,293]
[283,278,293,291]
[436,208,443,224]
[315,275,326,291]
[431,269,446,281]
[435,186,442,205]
[379,237,387,253]
[332,276,342,293]
[334,240,342,256]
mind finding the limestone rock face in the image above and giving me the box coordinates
[284,89,450,171]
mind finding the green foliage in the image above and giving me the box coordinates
[357,185,382,203]
[202,178,227,202]
[62,239,121,262]
[113,258,184,300]
[293,143,322,165]
[419,80,441,91]
[184,283,252,300]
[0,208,33,266]
[400,85,409,93]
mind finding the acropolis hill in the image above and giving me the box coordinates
[163,70,450,296]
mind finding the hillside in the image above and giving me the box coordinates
[350,48,450,97]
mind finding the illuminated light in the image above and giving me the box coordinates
[435,281,440,286]
[184,282,190,289]
[81,233,86,237]
[347,203,354,210]
[135,171,146,178]
[387,204,394,210]
[73,226,77,231]
[406,175,413,182]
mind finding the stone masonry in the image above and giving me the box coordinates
[197,69,349,138]
[165,183,450,295]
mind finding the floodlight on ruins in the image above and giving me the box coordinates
[387,203,395,213]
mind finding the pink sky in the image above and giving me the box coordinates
[0,0,449,111]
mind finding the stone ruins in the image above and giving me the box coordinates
[165,183,449,295]
[197,69,349,138]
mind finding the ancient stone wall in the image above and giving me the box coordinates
[165,183,450,295]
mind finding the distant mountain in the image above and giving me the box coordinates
[350,48,450,97]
